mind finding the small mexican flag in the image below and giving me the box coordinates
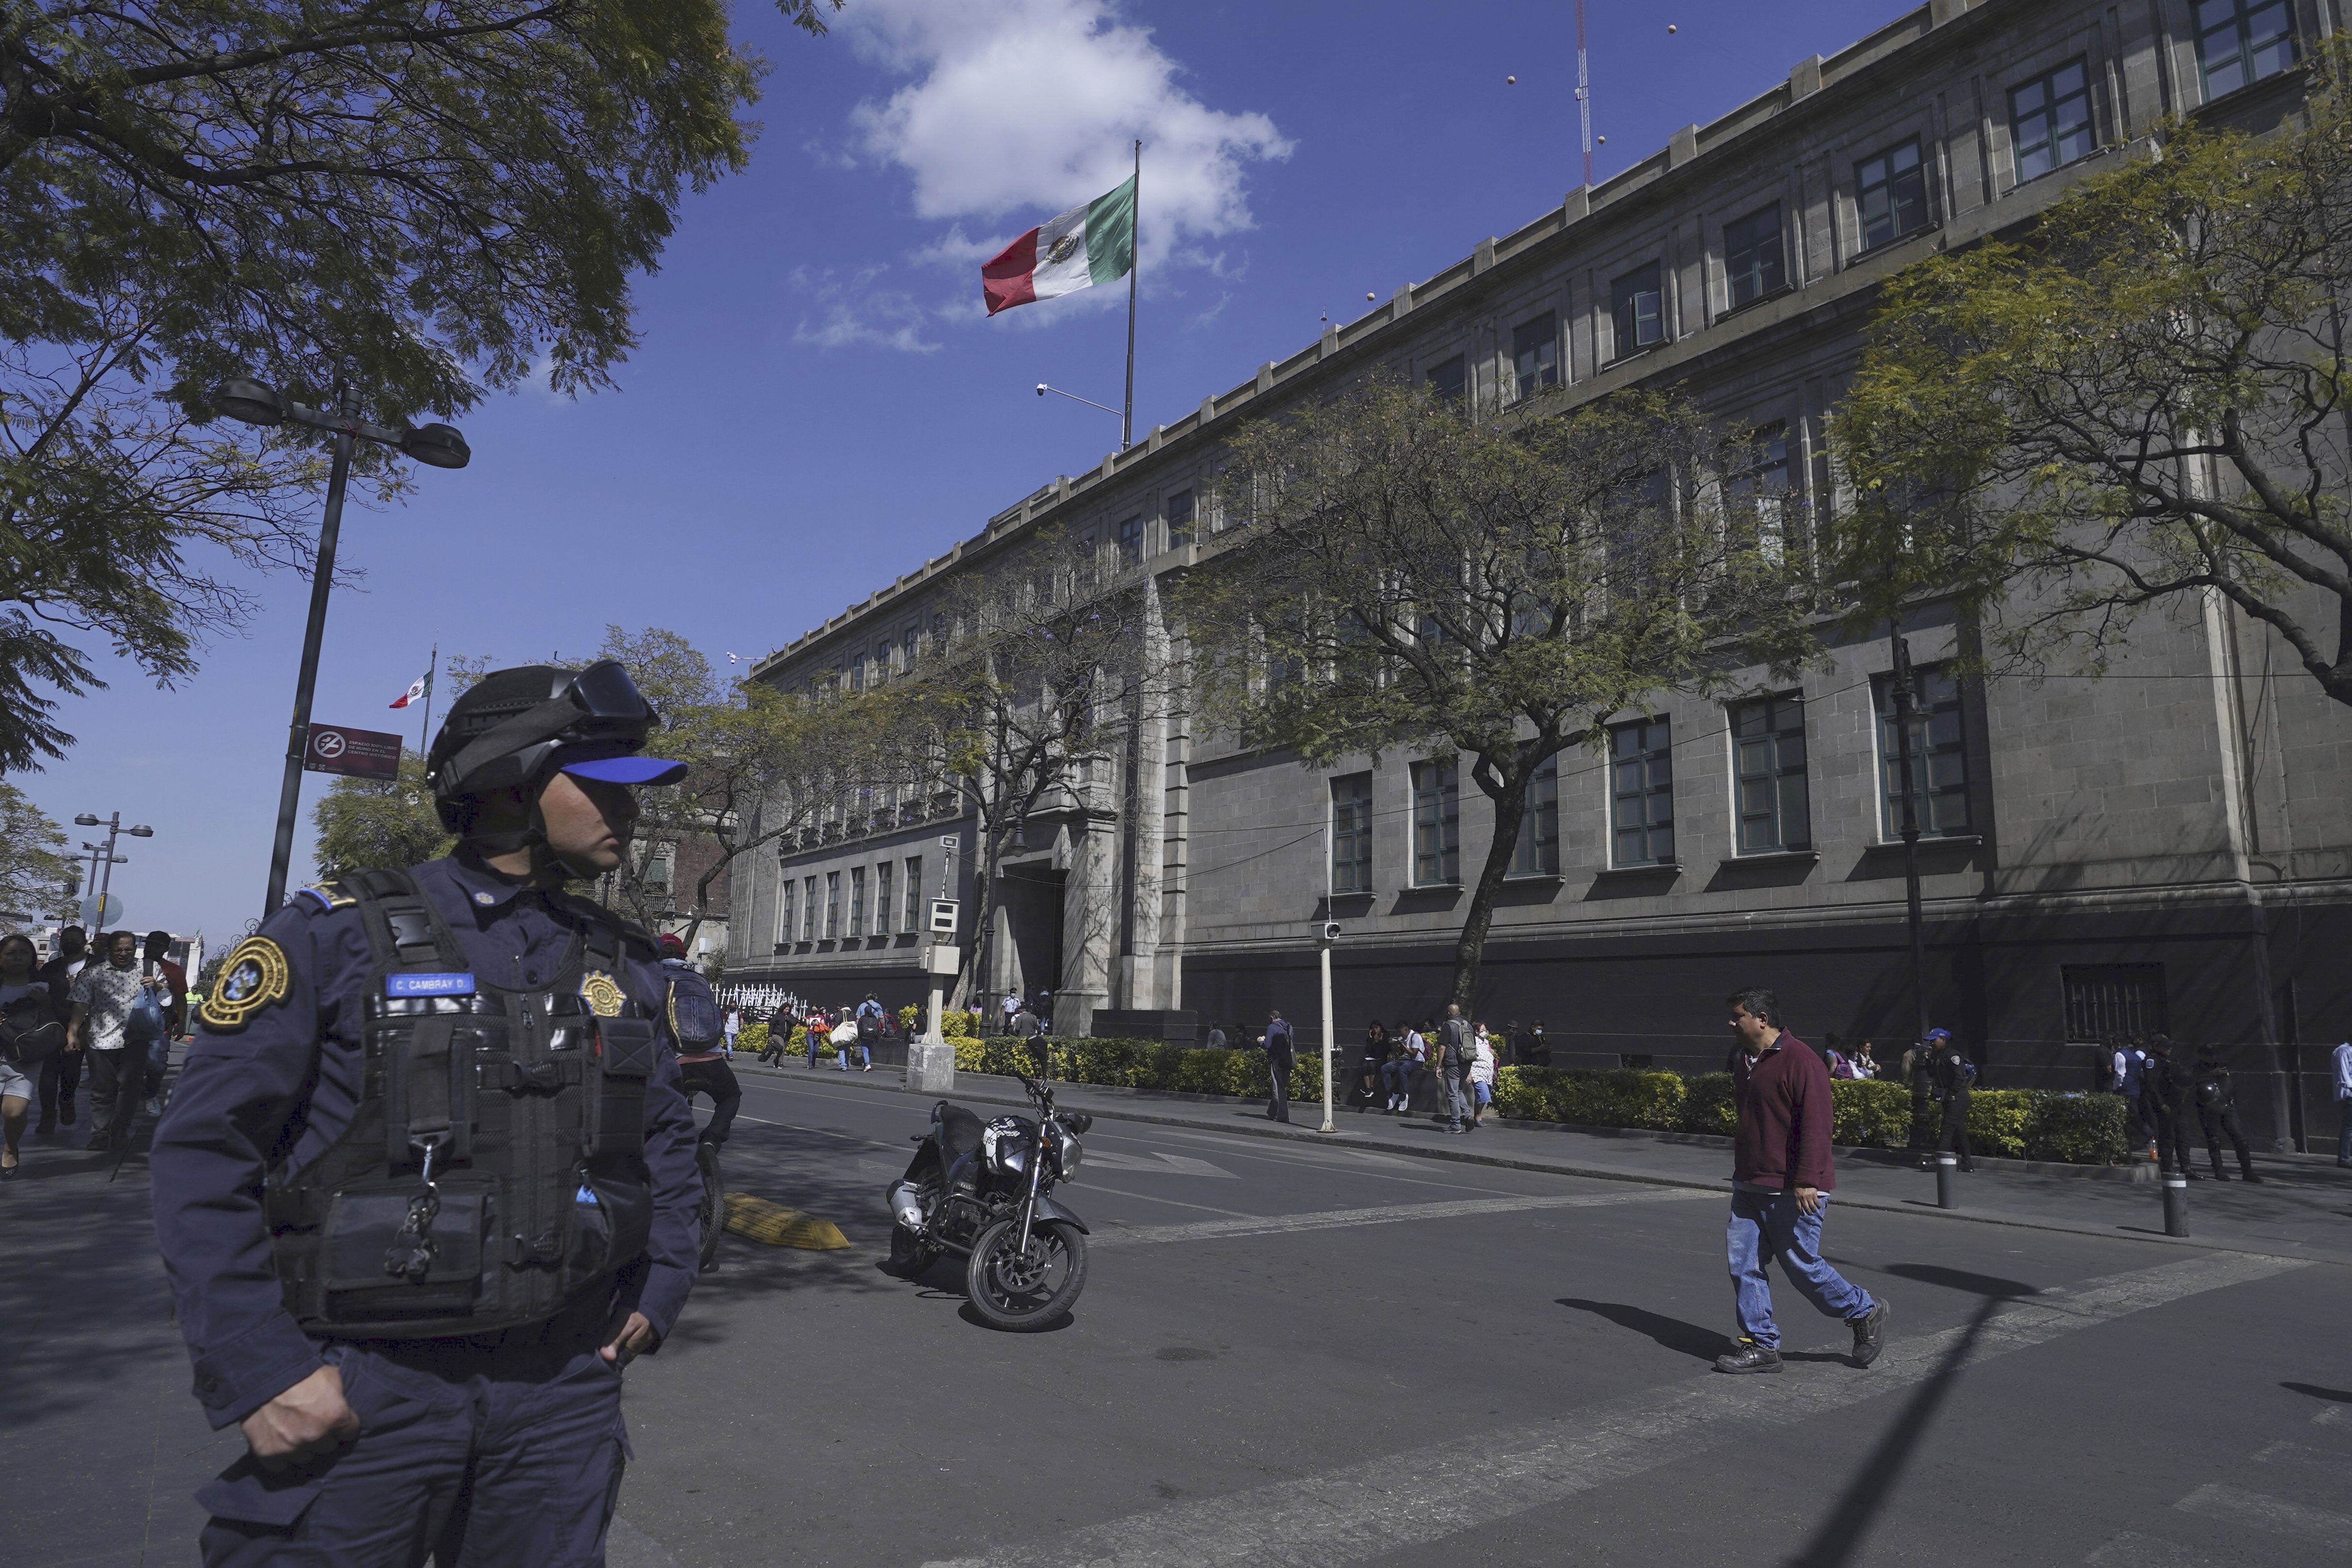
[982,175,1137,317]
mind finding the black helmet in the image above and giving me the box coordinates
[427,660,687,834]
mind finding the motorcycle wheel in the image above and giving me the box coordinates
[964,1215,1087,1331]
[696,1141,726,1272]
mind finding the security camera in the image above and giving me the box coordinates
[1315,920,1342,946]
[1036,383,1048,396]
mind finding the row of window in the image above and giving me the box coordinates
[776,855,925,946]
[1327,671,1971,889]
[1425,12,2298,399]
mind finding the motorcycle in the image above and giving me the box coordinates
[886,1069,1093,1330]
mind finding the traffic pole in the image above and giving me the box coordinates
[1318,942,1336,1134]
[1935,1152,1959,1209]
[2162,1174,2189,1237]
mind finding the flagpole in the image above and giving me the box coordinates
[1122,137,1139,451]
[418,642,437,757]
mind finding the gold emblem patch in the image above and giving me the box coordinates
[199,937,292,1030]
[580,971,626,1018]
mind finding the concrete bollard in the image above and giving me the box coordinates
[904,1040,956,1094]
[2162,1175,2189,1237]
[1935,1152,1960,1209]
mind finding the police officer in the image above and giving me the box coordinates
[1925,1027,1974,1173]
[152,661,704,1566]
[659,933,740,1148]
[2142,1034,2201,1180]
[2190,1045,2262,1183]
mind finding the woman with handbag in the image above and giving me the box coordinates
[0,933,59,1175]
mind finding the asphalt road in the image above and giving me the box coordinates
[602,1066,2352,1568]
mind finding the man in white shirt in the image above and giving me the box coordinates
[2333,1039,2352,1168]
[68,929,146,1152]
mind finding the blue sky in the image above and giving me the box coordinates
[19,0,1908,947]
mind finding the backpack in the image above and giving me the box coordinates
[0,987,63,1065]
[664,966,725,1052]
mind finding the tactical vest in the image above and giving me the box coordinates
[267,869,658,1339]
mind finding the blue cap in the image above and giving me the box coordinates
[1925,1027,1952,1040]
[557,749,688,786]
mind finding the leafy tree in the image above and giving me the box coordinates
[310,751,453,879]
[0,780,77,919]
[912,530,1167,1010]
[0,0,837,769]
[1180,377,1814,1008]
[1833,39,2352,708]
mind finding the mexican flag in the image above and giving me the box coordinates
[982,175,1137,317]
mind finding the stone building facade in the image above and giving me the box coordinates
[733,0,2352,1146]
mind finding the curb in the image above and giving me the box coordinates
[736,1063,2352,1268]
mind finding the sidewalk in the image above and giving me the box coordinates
[1,1123,236,1568]
[745,1059,2352,1269]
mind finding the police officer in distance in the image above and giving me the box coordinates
[659,933,740,1149]
[152,660,703,1566]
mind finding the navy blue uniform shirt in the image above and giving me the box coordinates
[151,854,702,1431]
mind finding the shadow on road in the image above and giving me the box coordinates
[1556,1299,1726,1363]
[1877,1263,2039,1299]
[2283,1381,2352,1404]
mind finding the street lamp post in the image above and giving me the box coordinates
[72,811,153,936]
[210,376,469,920]
[1886,621,1931,1042]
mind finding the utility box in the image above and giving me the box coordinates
[928,898,960,937]
[922,943,961,977]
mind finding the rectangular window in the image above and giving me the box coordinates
[641,845,671,892]
[1725,421,1793,561]
[1610,262,1664,356]
[1857,139,1929,250]
[848,866,865,935]
[1512,312,1560,401]
[823,871,840,940]
[1874,665,1972,838]
[1166,489,1195,547]
[1732,696,1811,854]
[1610,718,1675,866]
[1118,513,1143,565]
[2062,964,2168,1043]
[903,627,918,668]
[2194,0,2296,100]
[1510,755,1561,877]
[1425,354,1467,404]
[875,859,894,936]
[1411,761,1460,886]
[1330,773,1374,894]
[1723,205,1786,309]
[2010,57,2095,182]
[903,857,923,933]
[801,876,818,942]
[848,654,866,692]
[776,873,797,948]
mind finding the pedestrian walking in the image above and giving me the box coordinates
[69,928,149,1152]
[151,657,702,1565]
[2126,1031,2158,1155]
[1468,1022,1497,1127]
[2190,1046,2261,1182]
[1001,988,1022,1032]
[2144,1035,2200,1179]
[2335,1038,2352,1168]
[1262,1009,1295,1123]
[1431,1005,1470,1134]
[139,930,188,1115]
[760,1002,794,1065]
[1924,1028,1974,1174]
[662,936,741,1151]
[722,1004,741,1057]
[831,1013,867,1071]
[805,1008,830,1068]
[1716,987,1889,1376]
[1359,1020,1389,1106]
[33,924,86,1134]
[0,932,56,1176]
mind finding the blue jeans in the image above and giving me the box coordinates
[1726,1187,1874,1350]
[837,1044,869,1070]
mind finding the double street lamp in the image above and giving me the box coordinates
[210,377,470,920]
[73,811,153,936]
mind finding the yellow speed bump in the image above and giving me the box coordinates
[723,1193,851,1250]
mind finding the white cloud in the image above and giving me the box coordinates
[845,0,1291,258]
[787,265,941,355]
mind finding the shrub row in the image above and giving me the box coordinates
[937,1039,2135,1165]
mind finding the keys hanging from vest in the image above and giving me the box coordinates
[385,1134,447,1282]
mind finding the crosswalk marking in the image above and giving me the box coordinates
[2083,1530,2222,1567]
[2252,1438,2352,1481]
[2176,1481,2352,1546]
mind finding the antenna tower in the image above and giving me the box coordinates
[1575,0,1593,187]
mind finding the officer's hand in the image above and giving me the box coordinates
[1794,1185,1823,1216]
[242,1364,359,1468]
[602,1310,657,1367]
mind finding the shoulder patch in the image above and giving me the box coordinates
[297,881,356,913]
[199,937,293,1030]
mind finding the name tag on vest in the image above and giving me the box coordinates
[387,973,476,997]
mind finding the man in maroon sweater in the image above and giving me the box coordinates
[1717,987,1890,1375]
